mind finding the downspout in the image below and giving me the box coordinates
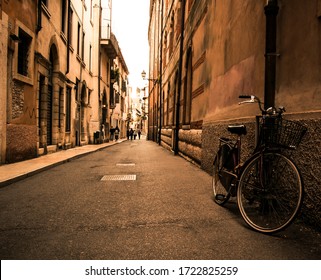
[98,0,102,139]
[264,0,279,109]
[78,3,85,146]
[158,0,164,145]
[66,0,70,74]
[174,0,186,155]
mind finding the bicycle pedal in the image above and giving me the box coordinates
[216,194,226,201]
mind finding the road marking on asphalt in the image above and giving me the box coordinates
[116,163,136,166]
[101,175,137,181]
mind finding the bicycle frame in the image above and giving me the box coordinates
[217,137,241,180]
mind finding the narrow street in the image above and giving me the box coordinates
[0,139,320,260]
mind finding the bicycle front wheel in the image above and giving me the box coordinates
[237,152,303,233]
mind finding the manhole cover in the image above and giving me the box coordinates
[116,163,136,166]
[101,175,136,181]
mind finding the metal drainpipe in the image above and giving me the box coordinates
[264,0,279,109]
[78,2,84,146]
[66,0,70,74]
[174,0,186,155]
[158,0,164,145]
[98,0,102,140]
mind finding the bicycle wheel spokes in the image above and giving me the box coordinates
[237,152,303,233]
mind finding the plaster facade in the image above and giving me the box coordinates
[148,0,321,229]
[0,0,126,163]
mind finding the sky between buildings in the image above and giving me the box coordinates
[111,0,150,93]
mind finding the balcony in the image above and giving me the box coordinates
[101,24,119,59]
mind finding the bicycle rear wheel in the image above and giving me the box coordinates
[212,143,235,205]
[237,152,303,233]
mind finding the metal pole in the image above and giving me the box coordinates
[264,0,279,109]
[174,0,186,155]
[158,0,164,145]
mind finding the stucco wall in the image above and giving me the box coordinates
[149,0,321,231]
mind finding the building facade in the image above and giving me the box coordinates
[0,0,127,163]
[148,0,321,228]
[110,53,129,139]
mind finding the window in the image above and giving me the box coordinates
[75,78,80,102]
[115,92,120,104]
[61,0,67,34]
[59,87,64,129]
[122,79,127,93]
[38,75,46,133]
[121,96,125,112]
[68,8,73,45]
[17,28,32,77]
[81,31,85,60]
[110,87,115,108]
[88,90,92,105]
[65,87,71,132]
[77,23,81,55]
[89,44,92,72]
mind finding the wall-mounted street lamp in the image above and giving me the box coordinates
[141,70,158,84]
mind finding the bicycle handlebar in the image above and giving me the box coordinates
[238,94,285,116]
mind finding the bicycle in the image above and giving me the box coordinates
[212,95,307,233]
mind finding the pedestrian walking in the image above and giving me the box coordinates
[114,126,120,141]
[130,128,134,140]
[138,129,141,140]
[110,126,115,141]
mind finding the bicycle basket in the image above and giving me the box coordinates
[261,117,307,149]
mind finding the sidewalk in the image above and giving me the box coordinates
[0,139,127,187]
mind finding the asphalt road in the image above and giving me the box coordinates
[0,139,320,259]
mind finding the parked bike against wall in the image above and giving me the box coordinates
[212,95,307,234]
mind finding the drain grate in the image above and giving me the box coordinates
[101,175,136,181]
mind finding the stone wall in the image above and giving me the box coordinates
[6,124,37,163]
[293,118,321,228]
[178,129,202,165]
[12,80,25,119]
[160,128,202,165]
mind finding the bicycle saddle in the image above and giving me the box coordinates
[227,125,247,135]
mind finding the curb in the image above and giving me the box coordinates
[0,139,126,188]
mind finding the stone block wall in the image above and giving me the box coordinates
[6,124,38,163]
[178,129,202,165]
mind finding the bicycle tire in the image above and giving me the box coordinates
[212,143,235,205]
[237,152,303,233]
